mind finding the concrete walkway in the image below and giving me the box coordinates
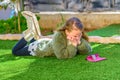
[0,34,120,44]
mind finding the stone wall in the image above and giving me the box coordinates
[24,0,120,12]
[38,12,120,31]
[23,0,120,32]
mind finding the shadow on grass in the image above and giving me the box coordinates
[0,53,37,63]
[0,54,20,62]
[0,40,17,49]
[1,43,120,80]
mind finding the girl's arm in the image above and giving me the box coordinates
[77,38,92,54]
[52,32,77,59]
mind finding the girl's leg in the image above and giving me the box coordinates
[30,38,36,43]
[12,38,31,56]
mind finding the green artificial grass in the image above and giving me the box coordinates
[0,40,120,80]
[87,24,120,37]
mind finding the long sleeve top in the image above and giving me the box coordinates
[29,31,92,59]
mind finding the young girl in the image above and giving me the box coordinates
[12,17,92,59]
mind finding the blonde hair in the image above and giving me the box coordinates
[58,17,89,41]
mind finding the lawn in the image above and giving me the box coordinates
[0,24,120,80]
[87,24,120,37]
[0,42,120,80]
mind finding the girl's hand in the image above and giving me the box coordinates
[67,33,82,47]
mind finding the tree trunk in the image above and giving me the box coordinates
[16,0,21,33]
[18,11,21,33]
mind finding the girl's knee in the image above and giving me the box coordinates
[12,47,18,56]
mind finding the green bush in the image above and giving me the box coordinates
[0,14,27,34]
[0,13,64,35]
[0,13,42,34]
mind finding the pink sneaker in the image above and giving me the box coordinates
[86,54,106,62]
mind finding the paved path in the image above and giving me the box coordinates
[0,34,120,44]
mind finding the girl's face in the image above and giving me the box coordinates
[65,26,83,40]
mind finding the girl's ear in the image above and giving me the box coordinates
[65,30,70,36]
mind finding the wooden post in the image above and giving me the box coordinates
[16,0,21,33]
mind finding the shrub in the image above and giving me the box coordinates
[0,14,27,34]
